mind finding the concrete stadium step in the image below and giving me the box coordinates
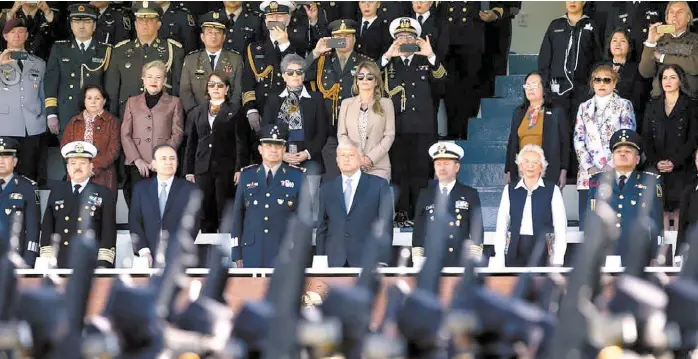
[508,54,538,76]
[494,74,525,101]
[466,116,512,142]
[479,98,520,119]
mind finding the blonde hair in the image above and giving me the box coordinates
[589,64,618,88]
[141,60,167,77]
[515,144,549,178]
[352,60,385,117]
[666,1,693,24]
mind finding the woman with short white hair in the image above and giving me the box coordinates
[495,144,567,267]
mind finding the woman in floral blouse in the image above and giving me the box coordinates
[61,85,121,194]
[573,64,636,227]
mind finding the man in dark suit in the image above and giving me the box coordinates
[412,142,485,268]
[129,144,201,267]
[39,141,116,268]
[0,137,40,266]
[355,0,391,61]
[315,138,393,267]
[230,124,308,268]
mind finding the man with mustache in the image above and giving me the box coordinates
[39,141,116,268]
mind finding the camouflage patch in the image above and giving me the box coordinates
[187,14,195,27]
[657,184,663,198]
[123,16,131,31]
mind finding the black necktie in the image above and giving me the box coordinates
[274,41,280,53]
[80,43,85,52]
[209,54,216,69]
[618,175,627,191]
[73,184,81,196]
[403,58,409,67]
[267,169,273,185]
[143,43,149,52]
[418,15,424,25]
[0,179,5,194]
[361,20,369,37]
[17,60,22,72]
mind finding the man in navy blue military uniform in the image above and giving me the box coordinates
[39,141,116,268]
[587,129,664,266]
[230,124,308,268]
[412,141,485,268]
[0,137,40,266]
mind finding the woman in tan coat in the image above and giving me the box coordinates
[61,85,121,194]
[337,60,395,181]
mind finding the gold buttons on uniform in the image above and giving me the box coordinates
[77,230,82,234]
[265,204,269,208]
[65,216,70,221]
[264,229,269,233]
[69,85,74,88]
[264,217,268,221]
[64,229,69,233]
[68,96,73,100]
[448,247,454,252]
[449,7,454,12]
[449,235,454,239]
[616,223,621,228]
[448,17,453,22]
[266,193,270,197]
[449,222,454,226]
[619,195,624,199]
[462,18,467,22]
[78,217,82,221]
[64,241,69,246]
[618,204,623,209]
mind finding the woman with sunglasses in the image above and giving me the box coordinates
[120,60,184,209]
[505,72,569,189]
[262,54,328,173]
[184,72,248,234]
[337,60,395,181]
[573,64,636,227]
[642,64,698,232]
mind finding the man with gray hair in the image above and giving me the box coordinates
[494,144,567,267]
[314,138,393,267]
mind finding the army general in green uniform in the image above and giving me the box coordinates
[105,1,184,118]
[44,4,111,135]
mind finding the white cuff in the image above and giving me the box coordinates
[644,41,657,48]
[278,41,291,52]
[47,114,57,120]
[381,57,390,67]
[138,248,151,257]
[427,54,436,66]
[304,149,311,160]
[231,237,239,248]
[246,109,259,116]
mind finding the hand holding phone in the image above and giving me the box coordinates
[657,24,676,34]
[9,51,28,61]
[326,38,347,49]
[399,43,420,53]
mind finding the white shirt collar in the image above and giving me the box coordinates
[342,170,362,184]
[361,16,378,28]
[206,48,222,57]
[71,178,90,193]
[400,54,415,63]
[160,3,170,13]
[279,86,312,99]
[0,174,13,189]
[515,177,546,191]
[439,179,457,194]
[616,170,633,181]
[227,6,242,20]
[263,163,282,177]
[672,30,687,38]
[77,38,92,50]
[416,11,430,22]
[157,175,174,189]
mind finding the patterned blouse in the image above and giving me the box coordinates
[82,110,104,144]
[573,93,636,189]
[358,106,369,150]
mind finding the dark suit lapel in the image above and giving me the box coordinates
[348,174,367,214]
[623,171,638,193]
[148,178,161,214]
[331,53,342,75]
[212,102,231,130]
[1,175,16,197]
[300,96,314,137]
[336,176,347,212]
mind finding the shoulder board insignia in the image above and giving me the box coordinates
[241,164,258,171]
[167,38,183,48]
[186,49,203,56]
[114,39,131,48]
[21,175,37,186]
[98,42,113,47]
[54,40,69,44]
[643,171,661,179]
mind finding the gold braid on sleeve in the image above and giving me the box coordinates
[315,56,341,125]
[384,68,406,111]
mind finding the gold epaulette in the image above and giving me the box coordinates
[21,175,37,186]
[167,38,183,48]
[45,97,58,108]
[431,63,446,79]
[98,248,116,264]
[384,66,406,111]
[315,55,341,124]
[114,39,130,48]
[246,44,273,80]
[412,246,424,258]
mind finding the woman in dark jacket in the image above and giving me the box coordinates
[185,71,248,234]
[505,71,569,187]
[262,54,328,174]
[603,28,651,131]
[642,64,698,231]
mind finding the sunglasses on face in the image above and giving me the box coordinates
[357,73,375,81]
[207,82,226,89]
[593,77,613,84]
[522,83,540,90]
[285,69,304,76]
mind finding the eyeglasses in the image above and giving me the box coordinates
[207,82,226,89]
[285,69,304,76]
[593,77,613,84]
[522,83,540,90]
[357,73,375,81]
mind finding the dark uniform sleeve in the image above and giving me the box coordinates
[128,184,147,255]
[184,109,199,175]
[22,181,40,266]
[235,111,251,171]
[554,106,571,171]
[411,189,427,259]
[469,189,485,247]
[651,175,664,256]
[43,42,61,118]
[39,191,56,260]
[178,12,199,53]
[315,184,327,256]
[378,178,395,265]
[105,43,124,115]
[229,54,244,114]
[97,189,117,268]
[668,98,698,167]
[308,94,328,161]
[537,22,555,87]
[230,174,246,261]
[168,39,185,97]
[242,44,260,114]
[179,53,198,113]
[113,8,134,44]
